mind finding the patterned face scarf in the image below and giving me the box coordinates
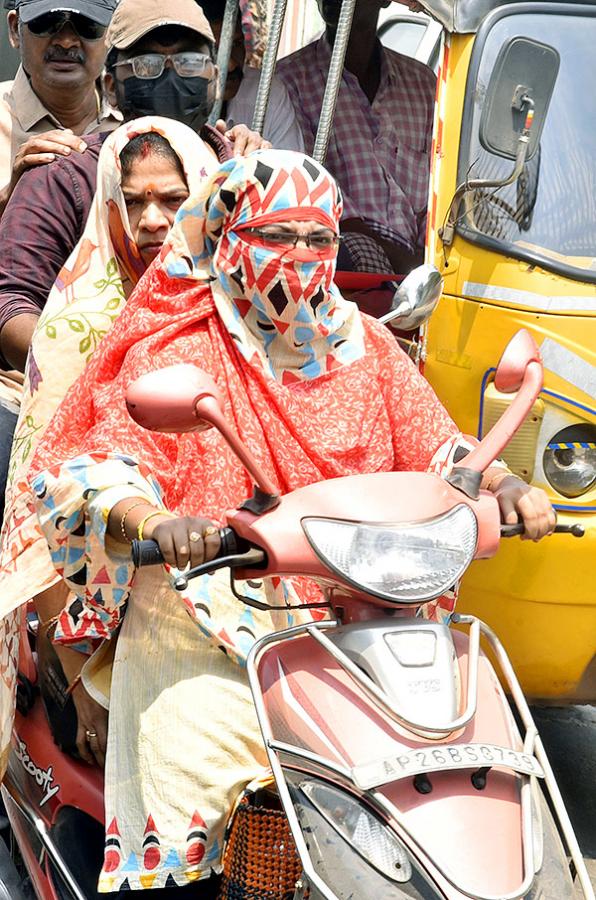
[163,149,365,383]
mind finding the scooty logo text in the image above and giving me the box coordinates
[15,739,61,807]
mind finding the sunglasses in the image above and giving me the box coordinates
[27,11,107,41]
[113,52,215,80]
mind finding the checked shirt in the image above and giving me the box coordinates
[276,36,436,254]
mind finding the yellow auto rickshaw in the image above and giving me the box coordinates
[419,0,596,702]
[229,0,596,703]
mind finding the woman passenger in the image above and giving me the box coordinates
[27,151,554,893]
[0,117,222,768]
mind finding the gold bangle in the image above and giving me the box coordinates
[119,499,151,544]
[137,510,174,541]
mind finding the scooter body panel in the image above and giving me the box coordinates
[3,782,57,900]
[8,704,104,826]
[256,624,527,899]
[4,665,105,900]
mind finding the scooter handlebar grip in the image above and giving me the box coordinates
[132,527,239,568]
[500,523,525,537]
[131,539,164,567]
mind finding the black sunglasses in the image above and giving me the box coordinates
[27,11,107,41]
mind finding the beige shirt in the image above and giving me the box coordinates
[0,66,121,189]
[0,66,121,406]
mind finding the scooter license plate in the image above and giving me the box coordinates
[352,743,544,791]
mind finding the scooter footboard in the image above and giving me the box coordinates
[0,834,28,900]
[247,618,588,900]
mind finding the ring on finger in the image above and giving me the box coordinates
[189,531,202,543]
[203,526,218,538]
[86,730,98,742]
[179,545,189,555]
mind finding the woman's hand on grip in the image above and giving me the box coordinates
[144,515,221,569]
[493,475,556,541]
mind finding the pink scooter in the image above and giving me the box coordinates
[124,328,593,900]
[1,327,591,899]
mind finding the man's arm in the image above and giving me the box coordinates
[0,129,88,217]
[0,314,40,371]
[263,77,305,152]
[228,68,306,152]
[0,153,90,371]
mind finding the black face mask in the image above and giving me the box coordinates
[120,69,215,129]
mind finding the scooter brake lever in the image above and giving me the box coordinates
[500,522,584,537]
[174,547,266,591]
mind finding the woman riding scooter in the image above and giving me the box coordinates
[28,150,554,894]
[0,116,223,774]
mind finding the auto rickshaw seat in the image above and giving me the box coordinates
[334,270,403,319]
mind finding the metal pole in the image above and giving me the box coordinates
[251,0,288,135]
[312,0,357,163]
[209,0,240,125]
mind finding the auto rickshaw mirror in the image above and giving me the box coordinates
[479,36,560,161]
[378,264,443,331]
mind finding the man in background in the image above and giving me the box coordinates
[201,0,303,150]
[0,0,120,215]
[277,0,436,273]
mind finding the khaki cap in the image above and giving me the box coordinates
[107,0,214,51]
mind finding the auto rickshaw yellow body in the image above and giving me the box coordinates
[423,16,596,702]
[249,0,594,702]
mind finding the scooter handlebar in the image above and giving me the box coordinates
[133,519,584,568]
[132,526,239,567]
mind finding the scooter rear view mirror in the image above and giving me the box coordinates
[494,328,542,394]
[126,365,281,512]
[449,329,543,484]
[126,364,222,433]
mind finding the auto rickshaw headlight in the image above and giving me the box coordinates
[543,433,596,498]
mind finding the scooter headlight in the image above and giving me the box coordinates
[285,773,443,898]
[301,779,412,882]
[543,431,596,498]
[302,504,477,602]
